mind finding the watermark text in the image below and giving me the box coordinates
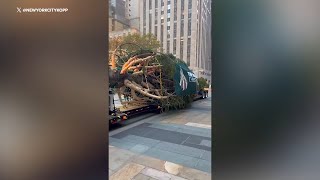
[17,7,69,13]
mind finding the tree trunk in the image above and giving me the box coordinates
[124,79,168,100]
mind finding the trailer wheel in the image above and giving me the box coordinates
[156,108,163,114]
[202,92,206,99]
[154,106,163,114]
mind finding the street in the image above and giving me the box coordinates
[109,95,212,180]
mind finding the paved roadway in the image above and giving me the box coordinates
[109,94,212,180]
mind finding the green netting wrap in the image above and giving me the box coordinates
[109,46,199,111]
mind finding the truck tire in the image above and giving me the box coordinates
[202,92,206,99]
[155,106,163,114]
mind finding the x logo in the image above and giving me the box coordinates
[17,7,21,13]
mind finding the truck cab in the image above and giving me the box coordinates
[109,89,127,125]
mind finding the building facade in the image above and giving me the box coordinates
[109,28,140,38]
[125,0,141,30]
[139,0,212,81]
[109,0,130,32]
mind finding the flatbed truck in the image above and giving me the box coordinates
[109,90,162,125]
[109,88,208,125]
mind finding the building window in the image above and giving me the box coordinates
[155,0,158,8]
[188,18,191,36]
[143,27,146,35]
[167,30,170,38]
[187,38,191,66]
[188,0,192,9]
[168,0,171,5]
[155,9,158,24]
[161,25,164,44]
[143,0,146,26]
[174,0,177,21]
[155,26,158,37]
[173,22,177,38]
[167,9,170,13]
[181,0,185,11]
[161,0,164,6]
[167,18,170,22]
[161,19,164,23]
[180,40,184,59]
[173,39,176,54]
[167,40,170,53]
[149,0,152,9]
[149,14,152,33]
[180,20,184,37]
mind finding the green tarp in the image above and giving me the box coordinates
[174,63,198,96]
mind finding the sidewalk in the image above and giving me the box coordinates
[109,97,212,180]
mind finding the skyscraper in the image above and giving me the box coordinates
[139,0,212,80]
[109,0,130,31]
[125,0,140,30]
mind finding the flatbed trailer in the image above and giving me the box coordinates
[109,89,208,125]
[120,104,162,118]
[109,90,161,125]
[109,105,161,125]
[109,112,127,125]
